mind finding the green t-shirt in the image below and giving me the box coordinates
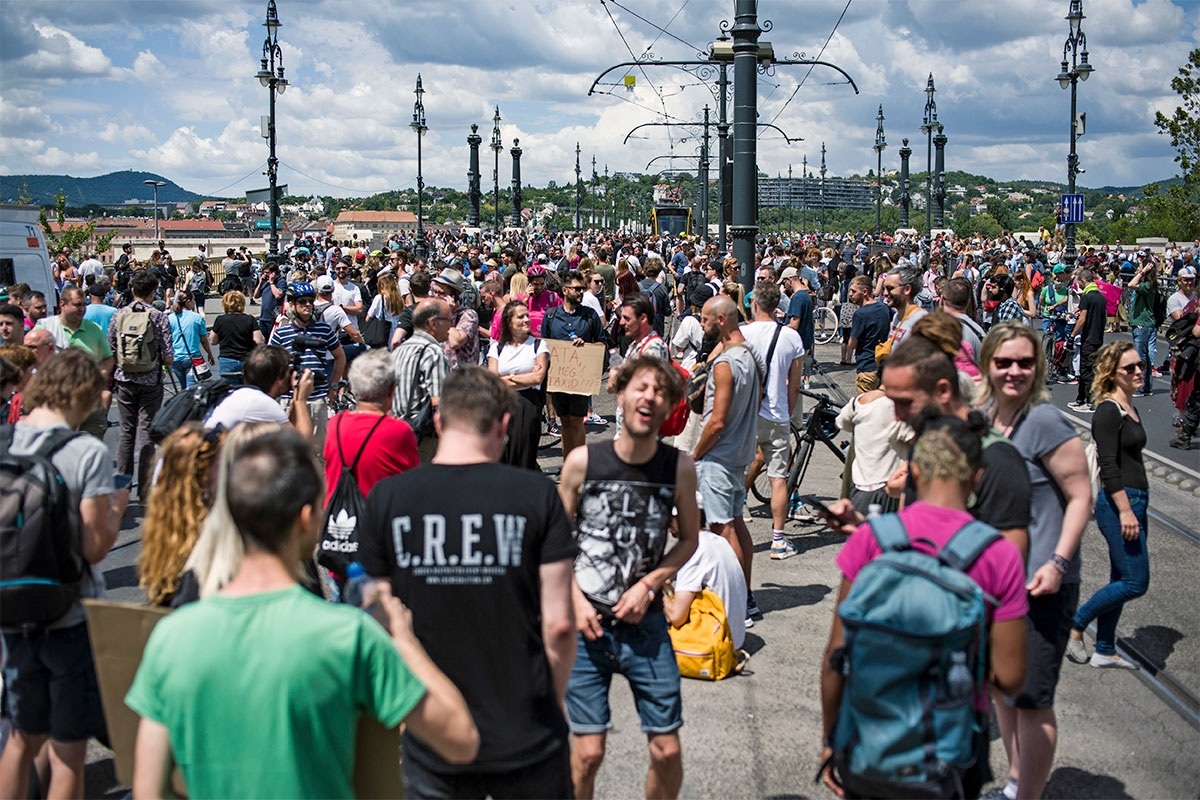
[1129,280,1158,328]
[125,585,425,799]
[36,316,113,361]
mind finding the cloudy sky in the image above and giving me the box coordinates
[1,0,1195,201]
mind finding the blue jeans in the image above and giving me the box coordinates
[1073,487,1150,655]
[217,356,243,385]
[171,359,197,389]
[1132,326,1156,393]
[565,612,682,735]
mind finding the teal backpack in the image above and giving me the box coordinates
[827,514,999,799]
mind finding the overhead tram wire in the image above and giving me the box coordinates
[601,0,679,149]
[204,162,270,198]
[277,160,384,196]
[605,0,701,55]
[769,0,853,126]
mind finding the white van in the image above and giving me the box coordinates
[0,204,56,311]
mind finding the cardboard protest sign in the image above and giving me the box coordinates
[545,340,605,395]
[84,599,403,797]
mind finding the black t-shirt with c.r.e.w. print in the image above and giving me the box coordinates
[358,462,577,775]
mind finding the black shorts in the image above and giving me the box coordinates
[1,622,107,741]
[550,392,589,419]
[402,744,571,800]
[1006,583,1080,711]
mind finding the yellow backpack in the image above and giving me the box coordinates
[668,588,739,681]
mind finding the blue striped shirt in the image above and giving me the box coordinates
[269,319,340,400]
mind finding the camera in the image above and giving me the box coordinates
[291,333,328,387]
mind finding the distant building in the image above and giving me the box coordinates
[331,210,417,241]
[758,176,872,211]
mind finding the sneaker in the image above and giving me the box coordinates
[1152,368,1163,378]
[1066,401,1093,413]
[1090,652,1137,670]
[1138,390,1153,398]
[746,591,761,618]
[1169,434,1194,450]
[585,412,607,426]
[1065,376,1079,385]
[1065,634,1090,664]
[770,538,799,560]
[547,422,561,437]
[744,616,755,630]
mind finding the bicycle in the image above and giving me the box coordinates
[813,305,839,345]
[327,380,357,414]
[749,388,847,508]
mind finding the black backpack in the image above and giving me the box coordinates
[149,377,233,444]
[682,269,706,304]
[0,425,86,627]
[318,415,385,574]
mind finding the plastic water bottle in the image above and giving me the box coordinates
[342,562,376,609]
[867,503,884,519]
[946,651,973,702]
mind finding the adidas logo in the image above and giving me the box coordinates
[323,509,358,553]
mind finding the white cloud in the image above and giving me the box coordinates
[0,0,1190,196]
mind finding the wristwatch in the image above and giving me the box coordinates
[1051,554,1070,574]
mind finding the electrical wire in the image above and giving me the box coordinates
[605,0,701,55]
[769,0,853,126]
[278,161,382,195]
[203,162,269,197]
[600,0,676,149]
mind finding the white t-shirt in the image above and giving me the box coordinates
[671,315,704,370]
[582,291,605,321]
[487,337,542,376]
[204,387,289,430]
[835,392,913,491]
[1167,290,1194,319]
[331,280,362,309]
[673,531,747,649]
[318,302,354,334]
[741,319,805,423]
[78,258,104,281]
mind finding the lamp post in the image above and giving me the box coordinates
[920,73,942,237]
[255,0,288,261]
[591,155,597,229]
[730,0,761,292]
[1057,0,1094,270]
[510,139,522,229]
[802,155,808,235]
[490,106,502,232]
[819,142,827,235]
[873,105,886,238]
[899,138,912,229]
[574,143,582,231]
[604,165,610,228]
[143,179,165,242]
[410,74,428,259]
[787,163,793,238]
[467,124,482,228]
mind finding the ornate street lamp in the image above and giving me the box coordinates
[1057,0,1094,269]
[467,124,482,228]
[920,73,943,237]
[490,106,502,232]
[255,0,288,261]
[873,105,886,238]
[574,143,582,231]
[410,74,428,259]
[510,139,523,229]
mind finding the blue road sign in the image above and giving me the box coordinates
[1061,193,1085,224]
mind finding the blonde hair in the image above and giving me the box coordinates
[1091,341,1137,405]
[377,273,403,316]
[977,322,1049,408]
[509,271,528,297]
[222,290,246,314]
[139,424,223,605]
[185,422,283,599]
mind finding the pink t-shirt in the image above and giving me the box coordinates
[835,501,1028,711]
[516,290,562,334]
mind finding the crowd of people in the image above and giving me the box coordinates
[1,225,1197,800]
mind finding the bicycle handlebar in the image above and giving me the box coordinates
[799,388,838,405]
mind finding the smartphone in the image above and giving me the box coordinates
[114,473,133,490]
[805,496,833,517]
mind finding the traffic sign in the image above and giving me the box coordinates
[1061,193,1085,224]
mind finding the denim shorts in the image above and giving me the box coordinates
[1,622,106,741]
[695,459,747,525]
[566,613,682,735]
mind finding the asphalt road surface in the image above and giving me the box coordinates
[72,321,1200,799]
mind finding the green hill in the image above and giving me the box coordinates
[0,170,205,206]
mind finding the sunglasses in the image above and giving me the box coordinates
[1120,361,1144,374]
[992,357,1037,370]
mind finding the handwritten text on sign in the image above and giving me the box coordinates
[545,340,605,396]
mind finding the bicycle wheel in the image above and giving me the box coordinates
[750,426,803,504]
[813,306,839,345]
[786,438,815,503]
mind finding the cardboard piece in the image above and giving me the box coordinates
[83,599,404,798]
[545,340,605,396]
